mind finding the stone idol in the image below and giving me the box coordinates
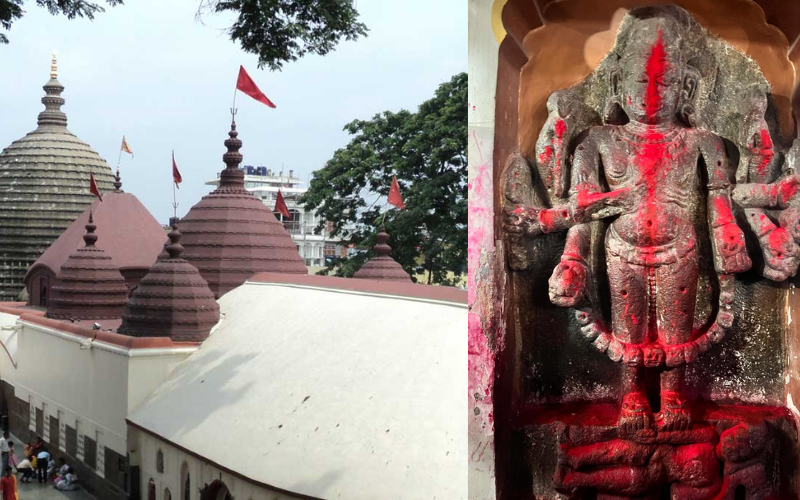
[503,5,800,499]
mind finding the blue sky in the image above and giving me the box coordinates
[0,0,466,223]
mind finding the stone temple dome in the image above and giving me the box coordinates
[0,54,114,301]
[354,228,412,282]
[118,226,220,342]
[46,213,129,320]
[178,121,306,298]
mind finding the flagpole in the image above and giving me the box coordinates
[231,85,238,124]
[116,140,123,179]
[172,150,178,220]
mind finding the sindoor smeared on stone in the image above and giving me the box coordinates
[503,5,800,498]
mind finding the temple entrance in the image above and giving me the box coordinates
[200,480,232,500]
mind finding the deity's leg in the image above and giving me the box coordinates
[608,255,651,432]
[655,248,698,431]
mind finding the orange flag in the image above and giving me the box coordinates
[275,189,290,218]
[89,173,102,201]
[172,151,182,189]
[121,135,134,157]
[388,176,405,209]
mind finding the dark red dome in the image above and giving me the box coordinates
[178,121,306,298]
[46,214,128,320]
[354,229,412,282]
[118,227,220,342]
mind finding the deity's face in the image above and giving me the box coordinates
[616,25,684,125]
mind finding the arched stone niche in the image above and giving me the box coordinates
[490,1,800,498]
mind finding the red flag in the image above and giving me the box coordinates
[172,151,182,189]
[236,66,276,108]
[275,189,290,219]
[388,176,405,209]
[89,173,102,201]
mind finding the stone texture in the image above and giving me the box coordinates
[178,122,306,298]
[0,64,114,302]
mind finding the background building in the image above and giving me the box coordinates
[207,166,346,270]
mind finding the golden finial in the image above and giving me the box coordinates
[50,51,57,79]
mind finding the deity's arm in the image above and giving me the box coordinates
[699,132,752,275]
[568,129,640,222]
[732,176,800,210]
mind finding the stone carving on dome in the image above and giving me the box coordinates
[501,5,800,498]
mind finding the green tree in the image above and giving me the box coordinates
[301,72,467,286]
[0,0,367,71]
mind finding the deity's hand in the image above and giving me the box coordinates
[759,227,800,281]
[503,205,543,237]
[776,174,800,208]
[548,259,589,307]
[713,223,752,274]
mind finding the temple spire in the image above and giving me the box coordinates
[373,226,392,257]
[84,212,98,247]
[50,51,57,79]
[113,167,123,192]
[38,51,67,128]
[217,119,246,192]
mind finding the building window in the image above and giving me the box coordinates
[181,463,190,500]
[324,243,337,258]
[164,488,172,500]
[156,449,164,473]
[274,209,301,234]
[148,479,156,500]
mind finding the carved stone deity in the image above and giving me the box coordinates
[503,5,800,498]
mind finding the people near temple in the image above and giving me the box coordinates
[55,467,78,491]
[15,456,34,483]
[35,448,50,484]
[6,444,16,473]
[0,466,17,499]
[28,437,43,457]
[53,457,68,483]
[0,433,8,474]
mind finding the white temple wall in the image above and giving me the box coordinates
[14,319,195,456]
[131,427,304,500]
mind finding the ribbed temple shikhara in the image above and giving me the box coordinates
[0,55,115,301]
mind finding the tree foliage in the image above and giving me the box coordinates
[0,0,122,43]
[199,0,368,71]
[1,0,367,71]
[301,73,467,286]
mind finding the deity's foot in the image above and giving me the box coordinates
[618,391,652,435]
[656,391,692,431]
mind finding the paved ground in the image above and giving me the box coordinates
[8,434,96,500]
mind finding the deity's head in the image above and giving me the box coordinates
[611,7,699,126]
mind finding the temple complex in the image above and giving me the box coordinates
[0,54,114,302]
[469,1,800,499]
[0,56,466,497]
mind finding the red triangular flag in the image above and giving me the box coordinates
[172,151,182,189]
[388,176,405,209]
[236,66,276,108]
[275,189,290,219]
[89,173,102,202]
